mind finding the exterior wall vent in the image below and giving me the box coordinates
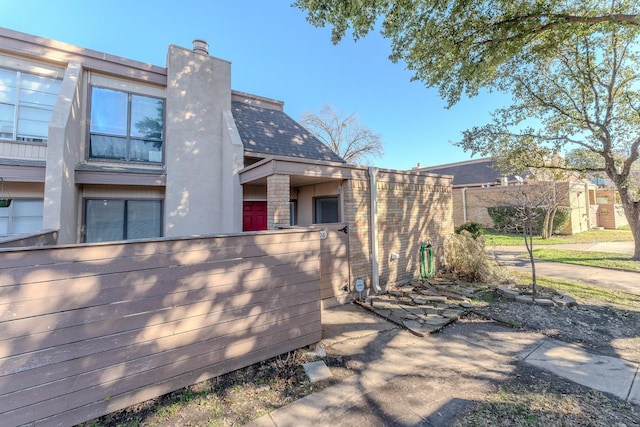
[192,39,209,55]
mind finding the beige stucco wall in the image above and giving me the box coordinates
[164,45,242,237]
[44,61,84,244]
[296,181,342,225]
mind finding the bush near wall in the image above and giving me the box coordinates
[487,206,570,235]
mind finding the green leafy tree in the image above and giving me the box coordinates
[294,0,640,106]
[296,1,640,260]
[457,28,640,258]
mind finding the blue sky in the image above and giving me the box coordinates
[2,0,508,170]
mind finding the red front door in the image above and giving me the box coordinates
[243,201,267,231]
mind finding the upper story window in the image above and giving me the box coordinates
[0,69,61,143]
[89,87,164,163]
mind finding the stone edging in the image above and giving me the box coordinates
[496,285,577,307]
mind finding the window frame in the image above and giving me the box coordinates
[82,198,164,243]
[289,200,297,226]
[0,68,61,144]
[313,196,340,224]
[0,198,45,237]
[88,86,165,164]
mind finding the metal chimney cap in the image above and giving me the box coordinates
[192,39,209,55]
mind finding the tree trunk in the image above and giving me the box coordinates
[541,210,551,239]
[617,188,640,260]
[547,207,557,238]
[625,206,640,260]
[523,217,537,297]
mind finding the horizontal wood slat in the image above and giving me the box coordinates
[319,228,350,302]
[0,230,322,427]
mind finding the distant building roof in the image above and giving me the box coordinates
[232,101,346,163]
[417,158,518,187]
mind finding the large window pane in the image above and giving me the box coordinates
[0,207,8,236]
[0,69,17,104]
[12,216,42,234]
[0,80,16,105]
[130,138,162,162]
[90,87,128,136]
[0,200,44,237]
[90,87,164,163]
[17,106,51,140]
[0,104,15,139]
[90,134,127,159]
[19,88,59,108]
[85,200,125,243]
[85,199,162,243]
[131,95,163,140]
[20,73,61,100]
[13,200,43,216]
[127,201,161,239]
[0,69,59,142]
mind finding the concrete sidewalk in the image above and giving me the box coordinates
[246,304,639,426]
[489,243,640,296]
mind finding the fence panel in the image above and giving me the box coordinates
[0,229,321,427]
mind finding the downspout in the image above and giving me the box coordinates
[369,167,382,293]
[584,183,591,230]
[461,187,467,223]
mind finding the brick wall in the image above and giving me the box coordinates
[597,203,629,229]
[344,170,453,291]
[267,174,290,229]
[452,184,586,234]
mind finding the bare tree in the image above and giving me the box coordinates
[488,182,571,297]
[494,149,573,239]
[300,104,383,165]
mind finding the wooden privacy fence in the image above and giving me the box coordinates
[0,229,322,427]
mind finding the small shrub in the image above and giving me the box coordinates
[455,221,485,239]
[554,208,571,233]
[444,230,496,282]
[488,206,523,233]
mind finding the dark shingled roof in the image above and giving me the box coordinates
[423,158,516,186]
[232,101,345,163]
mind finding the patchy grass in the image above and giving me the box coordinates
[511,272,640,311]
[452,366,640,427]
[485,229,633,246]
[79,351,354,427]
[531,248,640,272]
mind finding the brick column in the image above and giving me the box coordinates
[267,174,290,230]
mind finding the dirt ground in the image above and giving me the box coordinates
[80,280,640,427]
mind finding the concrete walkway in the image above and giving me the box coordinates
[489,242,640,296]
[246,304,640,426]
